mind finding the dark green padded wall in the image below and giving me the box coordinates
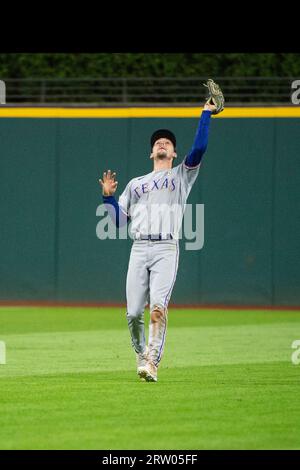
[0,116,299,306]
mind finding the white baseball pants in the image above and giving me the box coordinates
[126,239,179,366]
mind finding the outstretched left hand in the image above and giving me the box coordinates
[204,102,217,113]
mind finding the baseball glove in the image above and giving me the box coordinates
[203,79,225,115]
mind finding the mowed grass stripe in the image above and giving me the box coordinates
[0,363,299,449]
[0,307,300,334]
[0,323,298,378]
[0,307,299,450]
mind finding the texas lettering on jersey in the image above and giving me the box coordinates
[133,176,176,198]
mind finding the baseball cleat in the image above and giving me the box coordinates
[136,346,149,378]
[138,361,158,382]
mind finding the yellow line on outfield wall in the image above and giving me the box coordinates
[0,107,300,118]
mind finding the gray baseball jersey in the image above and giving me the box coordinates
[118,159,201,239]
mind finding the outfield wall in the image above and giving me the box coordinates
[0,107,300,306]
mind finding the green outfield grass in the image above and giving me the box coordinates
[0,306,300,450]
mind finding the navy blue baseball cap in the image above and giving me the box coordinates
[151,129,176,150]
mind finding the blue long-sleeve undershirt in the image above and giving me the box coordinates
[102,109,212,227]
[102,195,129,228]
[184,109,211,168]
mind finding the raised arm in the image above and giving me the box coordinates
[184,104,213,169]
[99,170,129,228]
[185,79,224,169]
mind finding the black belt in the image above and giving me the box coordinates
[138,234,173,241]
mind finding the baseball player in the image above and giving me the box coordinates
[99,80,224,382]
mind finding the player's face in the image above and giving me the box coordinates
[152,139,176,160]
